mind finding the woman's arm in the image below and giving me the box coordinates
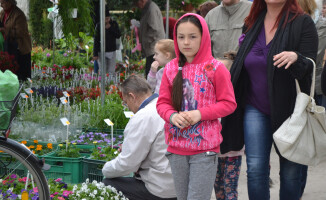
[273,16,318,80]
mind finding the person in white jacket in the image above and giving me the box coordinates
[102,75,177,200]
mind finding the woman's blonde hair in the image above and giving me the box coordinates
[298,0,317,16]
[155,39,176,59]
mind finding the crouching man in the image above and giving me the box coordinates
[102,75,177,200]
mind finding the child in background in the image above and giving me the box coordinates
[147,39,176,94]
[215,51,244,200]
[156,13,237,200]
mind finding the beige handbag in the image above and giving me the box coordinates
[273,57,326,166]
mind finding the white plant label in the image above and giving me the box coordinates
[63,91,70,97]
[104,119,114,126]
[60,97,68,105]
[27,78,33,83]
[60,117,70,126]
[124,111,134,118]
[24,88,33,94]
[20,93,29,99]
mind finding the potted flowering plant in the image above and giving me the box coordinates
[0,51,18,73]
[21,140,55,156]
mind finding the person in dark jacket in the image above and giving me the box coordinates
[93,10,121,78]
[0,0,31,81]
[221,0,318,199]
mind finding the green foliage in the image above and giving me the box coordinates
[56,143,81,158]
[29,0,53,48]
[90,146,119,161]
[58,0,94,38]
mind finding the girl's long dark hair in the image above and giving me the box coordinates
[172,15,202,112]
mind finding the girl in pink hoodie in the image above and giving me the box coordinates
[156,13,237,200]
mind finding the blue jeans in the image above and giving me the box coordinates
[244,104,305,200]
[94,60,99,74]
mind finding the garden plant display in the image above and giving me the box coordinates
[90,145,119,161]
[0,175,129,199]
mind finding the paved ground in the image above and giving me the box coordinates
[211,146,326,200]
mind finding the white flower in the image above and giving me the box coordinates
[93,190,98,195]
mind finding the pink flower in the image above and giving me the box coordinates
[63,190,73,197]
[55,178,62,182]
[58,197,65,200]
[33,187,38,193]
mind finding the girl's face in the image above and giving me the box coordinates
[322,5,326,17]
[153,45,171,66]
[177,22,202,63]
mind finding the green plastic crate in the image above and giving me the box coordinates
[42,152,84,184]
[82,157,134,183]
[82,157,106,182]
[0,153,28,178]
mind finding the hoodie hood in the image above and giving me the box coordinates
[173,13,214,64]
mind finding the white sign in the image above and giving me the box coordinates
[104,118,114,126]
[124,111,134,118]
[60,97,68,105]
[60,117,70,126]
[20,93,29,99]
[24,88,33,94]
[63,91,70,98]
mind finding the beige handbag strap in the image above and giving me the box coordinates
[295,57,316,98]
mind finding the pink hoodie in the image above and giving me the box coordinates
[156,13,237,155]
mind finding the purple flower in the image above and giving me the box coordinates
[239,33,246,46]
[89,132,93,135]
[46,53,51,57]
[97,140,103,143]
[10,174,17,179]
[118,135,123,139]
[63,53,68,57]
[98,147,102,150]
[100,154,106,157]
[89,138,93,141]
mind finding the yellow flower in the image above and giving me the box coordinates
[0,150,3,153]
[29,145,35,149]
[73,143,77,145]
[21,141,27,145]
[59,144,63,147]
[93,141,98,144]
[47,143,53,149]
[34,140,38,144]
[32,150,35,154]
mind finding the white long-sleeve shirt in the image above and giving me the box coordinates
[102,98,176,198]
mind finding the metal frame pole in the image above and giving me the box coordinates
[165,0,169,39]
[100,0,106,106]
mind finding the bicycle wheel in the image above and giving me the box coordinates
[0,138,50,200]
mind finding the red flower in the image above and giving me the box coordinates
[204,63,214,71]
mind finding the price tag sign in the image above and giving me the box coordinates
[60,117,70,126]
[104,118,114,126]
[27,78,33,83]
[20,93,29,99]
[24,88,33,94]
[124,111,134,118]
[63,91,70,97]
[60,97,68,105]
